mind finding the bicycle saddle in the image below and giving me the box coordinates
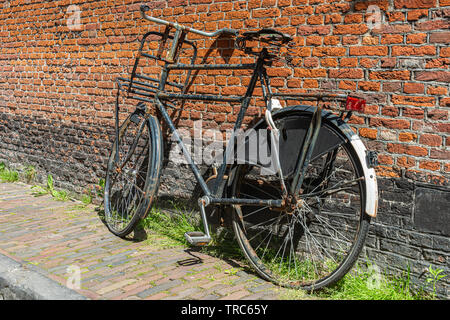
[241,28,293,44]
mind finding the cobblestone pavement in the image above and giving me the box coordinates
[0,182,304,300]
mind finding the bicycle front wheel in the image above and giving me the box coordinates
[230,110,370,291]
[104,113,163,238]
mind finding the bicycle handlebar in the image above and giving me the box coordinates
[140,4,239,37]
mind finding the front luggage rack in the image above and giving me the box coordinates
[115,29,198,107]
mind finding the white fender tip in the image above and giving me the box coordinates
[350,136,379,218]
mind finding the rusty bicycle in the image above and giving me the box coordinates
[103,4,379,291]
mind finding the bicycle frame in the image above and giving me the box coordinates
[115,24,356,213]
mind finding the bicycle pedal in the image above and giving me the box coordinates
[184,231,211,246]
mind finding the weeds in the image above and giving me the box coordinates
[139,203,202,246]
[31,174,69,201]
[315,262,431,300]
[24,165,36,183]
[0,162,19,182]
[96,178,105,198]
[426,265,447,299]
[81,188,93,205]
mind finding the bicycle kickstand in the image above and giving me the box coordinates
[184,197,212,246]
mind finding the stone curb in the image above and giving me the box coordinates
[0,253,87,300]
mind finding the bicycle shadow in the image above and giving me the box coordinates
[177,248,257,278]
[160,33,250,160]
[96,203,257,276]
[175,227,258,276]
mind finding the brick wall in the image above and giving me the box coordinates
[0,0,449,297]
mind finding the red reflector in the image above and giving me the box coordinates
[345,96,366,112]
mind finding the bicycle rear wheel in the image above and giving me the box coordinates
[104,113,163,237]
[230,110,370,291]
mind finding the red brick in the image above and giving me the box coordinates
[427,109,448,120]
[1,0,449,194]
[324,14,342,24]
[329,68,364,79]
[415,19,450,31]
[419,161,441,171]
[306,36,322,46]
[407,9,429,21]
[381,58,396,68]
[419,134,443,147]
[430,149,450,160]
[427,86,448,96]
[252,8,281,18]
[359,81,381,92]
[440,97,450,108]
[399,132,417,142]
[392,46,436,56]
[307,15,323,25]
[370,71,410,80]
[429,32,450,43]
[403,83,425,94]
[381,34,404,44]
[303,79,318,88]
[359,128,378,139]
[386,11,406,22]
[321,58,338,67]
[333,24,369,35]
[397,156,416,168]
[372,24,412,34]
[378,154,394,165]
[370,118,410,130]
[415,71,450,82]
[312,47,346,57]
[392,95,435,107]
[375,166,401,178]
[394,0,436,9]
[339,80,357,90]
[403,107,425,119]
[387,143,428,157]
[440,48,450,57]
[406,33,427,44]
[349,46,388,56]
[381,106,400,117]
[340,58,358,67]
[354,1,390,11]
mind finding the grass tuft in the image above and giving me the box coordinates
[139,202,202,246]
[315,262,431,300]
[0,162,19,182]
[31,174,69,201]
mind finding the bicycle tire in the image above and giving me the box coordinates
[104,113,163,238]
[230,109,371,291]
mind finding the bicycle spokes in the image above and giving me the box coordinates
[232,115,368,290]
